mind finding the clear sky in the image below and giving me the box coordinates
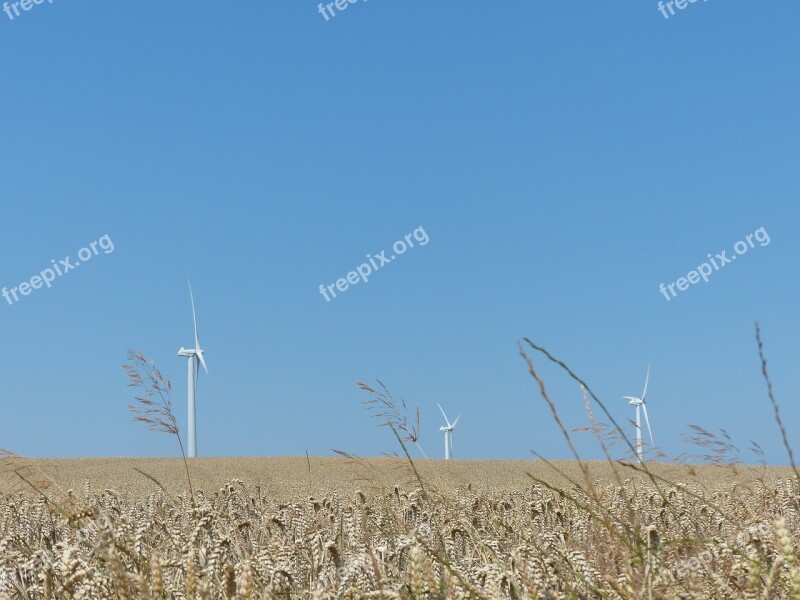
[0,1,797,464]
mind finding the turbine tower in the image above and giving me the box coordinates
[178,282,208,458]
[438,403,460,460]
[623,364,654,462]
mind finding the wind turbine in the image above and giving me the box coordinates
[177,282,208,458]
[623,364,653,462]
[438,403,460,460]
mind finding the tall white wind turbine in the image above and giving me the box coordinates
[623,364,653,462]
[438,403,460,460]
[177,282,209,458]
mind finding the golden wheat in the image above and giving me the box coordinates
[1,463,799,599]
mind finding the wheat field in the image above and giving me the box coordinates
[1,456,800,599]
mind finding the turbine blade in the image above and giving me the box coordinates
[642,363,650,403]
[188,282,209,375]
[451,416,460,428]
[189,281,201,352]
[642,404,654,447]
[437,403,452,427]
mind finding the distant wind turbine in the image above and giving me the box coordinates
[177,282,209,458]
[438,403,460,460]
[623,364,654,462]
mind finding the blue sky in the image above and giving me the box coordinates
[0,1,797,463]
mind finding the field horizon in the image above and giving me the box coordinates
[3,456,792,499]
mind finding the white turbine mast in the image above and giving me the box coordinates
[177,281,209,458]
[438,403,460,460]
[623,363,653,462]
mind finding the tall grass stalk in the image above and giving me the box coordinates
[123,349,194,500]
